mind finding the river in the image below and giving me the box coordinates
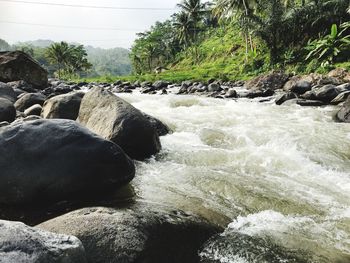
[118,91,350,263]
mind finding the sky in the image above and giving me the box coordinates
[0,0,182,49]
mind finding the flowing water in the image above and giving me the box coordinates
[118,91,350,263]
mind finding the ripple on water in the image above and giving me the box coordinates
[118,93,350,262]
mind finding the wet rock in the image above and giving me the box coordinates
[331,91,350,105]
[245,72,289,91]
[327,68,350,82]
[143,113,171,136]
[0,98,16,122]
[283,99,325,107]
[78,87,161,160]
[208,83,222,92]
[313,84,340,103]
[141,86,155,94]
[153,80,169,90]
[14,93,46,112]
[0,51,48,88]
[178,84,189,94]
[246,88,274,99]
[7,80,37,93]
[335,97,350,122]
[224,88,237,98]
[300,90,317,100]
[38,203,221,263]
[0,219,86,263]
[0,81,16,102]
[41,92,84,120]
[0,119,135,205]
[24,104,42,117]
[275,92,298,105]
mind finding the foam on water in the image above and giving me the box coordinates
[118,93,350,262]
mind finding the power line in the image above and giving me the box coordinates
[0,0,176,11]
[0,20,146,31]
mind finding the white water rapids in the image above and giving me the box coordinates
[118,91,350,263]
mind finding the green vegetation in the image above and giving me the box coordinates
[126,0,350,82]
[0,39,132,78]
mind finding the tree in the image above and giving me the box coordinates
[0,39,11,51]
[173,12,196,47]
[46,41,91,78]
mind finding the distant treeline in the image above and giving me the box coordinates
[0,39,132,78]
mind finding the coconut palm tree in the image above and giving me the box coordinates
[45,41,74,78]
[173,12,195,48]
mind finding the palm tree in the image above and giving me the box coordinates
[177,0,207,24]
[173,12,196,48]
[45,41,74,78]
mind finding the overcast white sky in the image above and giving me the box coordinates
[0,0,182,49]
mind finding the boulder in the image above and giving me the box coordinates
[41,92,84,120]
[275,92,297,105]
[282,99,325,107]
[335,97,350,122]
[14,93,46,112]
[245,72,289,91]
[224,88,237,98]
[313,84,340,103]
[153,80,169,90]
[327,68,350,82]
[143,113,171,136]
[289,80,311,95]
[0,119,135,205]
[38,203,221,263]
[0,51,48,88]
[0,98,16,122]
[24,104,42,117]
[78,87,161,160]
[0,219,86,263]
[7,80,37,93]
[0,81,16,102]
[246,88,274,99]
[331,91,350,105]
[208,83,222,92]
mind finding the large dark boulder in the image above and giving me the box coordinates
[275,92,297,105]
[0,81,16,102]
[78,87,161,160]
[0,219,86,263]
[14,92,46,112]
[0,98,16,122]
[313,84,340,103]
[41,92,84,120]
[24,104,43,117]
[0,119,135,205]
[38,203,221,263]
[245,72,289,91]
[331,91,350,105]
[0,51,48,88]
[336,97,350,122]
[143,113,171,136]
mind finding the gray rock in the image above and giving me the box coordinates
[78,87,161,160]
[275,92,298,105]
[153,80,169,90]
[0,82,16,102]
[283,99,325,107]
[289,80,311,94]
[0,98,16,122]
[38,203,221,263]
[14,93,46,112]
[0,219,86,263]
[245,72,289,91]
[143,113,171,136]
[224,88,237,98]
[331,91,350,105]
[0,51,48,88]
[313,84,340,103]
[0,119,135,205]
[41,92,84,120]
[208,83,222,92]
[336,97,350,122]
[24,104,42,117]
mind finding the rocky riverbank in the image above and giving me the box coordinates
[1,51,349,262]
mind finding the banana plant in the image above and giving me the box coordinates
[305,23,350,67]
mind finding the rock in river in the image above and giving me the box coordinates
[37,203,221,263]
[0,98,16,122]
[14,92,46,112]
[0,119,135,205]
[78,87,161,160]
[0,219,86,263]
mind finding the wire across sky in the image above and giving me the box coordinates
[0,0,177,11]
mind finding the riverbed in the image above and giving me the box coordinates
[119,91,350,263]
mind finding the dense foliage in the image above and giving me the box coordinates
[130,0,350,79]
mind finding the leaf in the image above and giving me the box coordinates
[331,24,338,38]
